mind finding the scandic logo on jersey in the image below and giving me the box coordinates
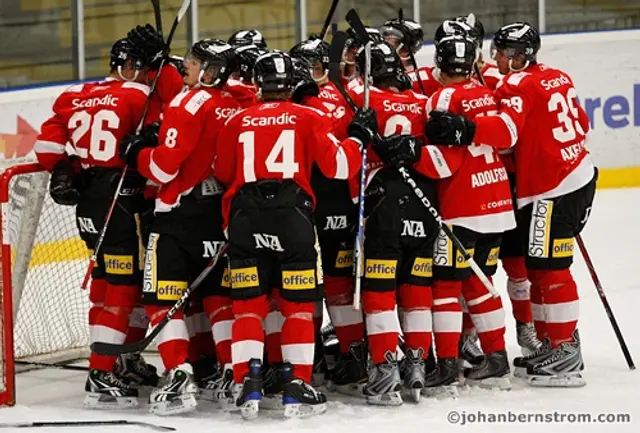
[411,258,433,278]
[241,113,297,127]
[529,200,553,258]
[365,259,397,279]
[104,254,134,275]
[230,267,260,289]
[335,250,354,269]
[552,238,574,258]
[282,270,316,290]
[71,94,118,110]
[157,280,187,301]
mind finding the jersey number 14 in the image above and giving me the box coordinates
[240,130,299,181]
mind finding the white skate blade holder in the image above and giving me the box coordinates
[527,372,586,388]
[84,393,139,410]
[239,400,260,420]
[464,375,512,391]
[149,394,197,416]
[366,391,403,406]
[421,384,459,399]
[259,394,284,411]
[284,402,328,419]
[329,381,367,398]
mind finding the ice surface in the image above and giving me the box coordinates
[2,188,639,432]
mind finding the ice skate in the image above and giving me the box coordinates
[513,338,552,378]
[312,340,328,387]
[149,363,198,416]
[192,356,219,386]
[260,363,284,410]
[463,350,511,390]
[232,358,263,420]
[115,353,160,387]
[527,330,586,388]
[281,362,328,418]
[84,369,139,409]
[326,340,368,396]
[458,332,484,371]
[199,363,234,405]
[422,357,460,399]
[362,352,403,406]
[402,348,426,402]
[516,321,543,356]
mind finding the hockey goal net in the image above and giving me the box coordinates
[0,160,90,406]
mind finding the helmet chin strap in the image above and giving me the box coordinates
[508,58,530,72]
[313,71,328,83]
[117,66,139,82]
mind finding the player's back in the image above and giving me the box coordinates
[407,66,442,97]
[52,79,149,168]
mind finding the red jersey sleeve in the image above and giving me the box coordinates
[145,65,185,124]
[213,113,241,187]
[34,94,72,171]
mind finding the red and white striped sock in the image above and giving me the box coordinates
[88,278,107,344]
[279,297,316,383]
[502,257,533,323]
[528,270,547,341]
[231,295,269,384]
[397,283,432,358]
[432,281,462,359]
[363,290,399,365]
[145,305,190,371]
[325,276,364,354]
[203,295,234,365]
[462,275,506,353]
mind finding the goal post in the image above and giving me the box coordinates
[0,161,91,406]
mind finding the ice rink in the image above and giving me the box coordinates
[2,188,639,432]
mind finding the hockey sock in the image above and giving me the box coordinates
[279,297,316,383]
[89,283,138,372]
[528,270,547,340]
[432,280,462,359]
[264,289,284,364]
[124,303,148,344]
[186,308,216,362]
[362,290,399,365]
[203,295,234,365]
[529,269,579,348]
[397,283,432,358]
[88,278,107,344]
[325,276,365,354]
[231,295,269,384]
[462,300,475,334]
[462,275,506,353]
[145,305,190,371]
[502,257,533,323]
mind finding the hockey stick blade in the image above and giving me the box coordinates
[320,0,340,40]
[345,9,369,46]
[91,244,227,356]
[0,420,175,431]
[328,31,357,112]
[151,0,163,36]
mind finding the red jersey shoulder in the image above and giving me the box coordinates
[54,80,149,116]
[480,63,502,90]
[225,79,258,108]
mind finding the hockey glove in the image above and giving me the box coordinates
[120,133,156,169]
[373,134,422,166]
[127,24,165,70]
[348,107,378,145]
[50,159,80,206]
[426,110,476,146]
[141,121,161,146]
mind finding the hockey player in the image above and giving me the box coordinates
[290,39,368,393]
[214,51,373,419]
[343,27,383,84]
[422,34,515,392]
[426,22,597,388]
[225,44,265,108]
[34,38,153,408]
[119,38,241,415]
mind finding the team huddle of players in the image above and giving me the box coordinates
[33,10,597,420]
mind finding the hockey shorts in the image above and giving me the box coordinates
[521,168,598,270]
[227,179,321,303]
[433,226,502,281]
[500,173,526,259]
[313,175,357,278]
[142,179,229,306]
[75,168,148,285]
[362,167,439,293]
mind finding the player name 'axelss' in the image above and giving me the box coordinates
[471,167,509,188]
[241,113,297,127]
[72,94,118,110]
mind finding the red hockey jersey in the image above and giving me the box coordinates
[407,66,443,97]
[34,77,150,171]
[472,63,594,208]
[145,64,186,123]
[479,63,502,91]
[136,88,241,212]
[214,101,362,225]
[225,79,258,108]
[418,81,516,233]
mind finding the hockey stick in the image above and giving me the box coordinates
[0,420,175,431]
[15,360,88,372]
[398,8,427,96]
[335,12,500,297]
[151,0,163,37]
[576,235,635,370]
[80,0,192,289]
[320,0,340,40]
[91,243,226,356]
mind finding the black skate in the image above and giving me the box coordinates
[84,369,139,409]
[425,343,436,376]
[402,348,426,402]
[260,363,285,410]
[422,357,460,399]
[527,330,586,388]
[282,362,328,418]
[232,358,263,420]
[463,350,511,390]
[363,351,403,406]
[149,363,198,415]
[199,363,234,405]
[115,353,160,387]
[312,337,328,387]
[192,356,219,385]
[459,332,485,371]
[326,340,368,396]
[516,321,543,356]
[513,338,552,378]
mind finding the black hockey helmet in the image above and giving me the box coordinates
[110,38,145,71]
[357,41,403,87]
[455,13,485,46]
[434,34,476,76]
[234,44,268,83]
[434,19,476,47]
[345,26,383,51]
[289,38,330,79]
[253,50,295,93]
[228,29,267,49]
[186,39,237,87]
[491,22,541,66]
[380,18,424,55]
